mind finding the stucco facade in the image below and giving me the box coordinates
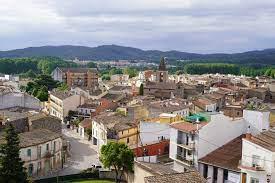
[0,92,41,110]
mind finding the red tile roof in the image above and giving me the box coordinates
[199,135,244,171]
[170,121,207,133]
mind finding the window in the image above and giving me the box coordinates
[187,150,192,156]
[46,143,49,151]
[203,165,208,178]
[252,155,260,167]
[223,169,228,180]
[37,162,41,171]
[54,141,56,152]
[250,178,259,183]
[38,146,41,158]
[27,149,31,157]
[213,167,218,182]
[191,134,195,141]
[127,138,130,144]
[28,164,33,176]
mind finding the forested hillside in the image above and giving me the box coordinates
[1,45,275,65]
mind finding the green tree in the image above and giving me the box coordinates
[139,83,144,96]
[36,86,49,102]
[57,83,69,92]
[100,142,134,183]
[86,128,93,141]
[123,68,137,78]
[87,62,97,68]
[0,124,28,183]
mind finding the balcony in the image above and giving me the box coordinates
[44,150,54,159]
[238,160,265,171]
[177,139,195,150]
[176,154,194,166]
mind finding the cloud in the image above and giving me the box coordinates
[0,0,275,53]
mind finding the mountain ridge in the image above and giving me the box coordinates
[0,45,275,65]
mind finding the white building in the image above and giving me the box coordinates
[239,129,275,183]
[169,110,270,173]
[139,121,170,145]
[49,91,85,121]
[0,91,41,110]
[19,129,63,177]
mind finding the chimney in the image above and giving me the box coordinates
[245,126,252,140]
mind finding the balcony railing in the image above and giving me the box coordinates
[177,139,195,150]
[238,160,265,171]
[44,150,54,159]
[176,154,194,166]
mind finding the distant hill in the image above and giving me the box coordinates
[1,45,275,65]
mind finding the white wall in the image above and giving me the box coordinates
[241,139,274,183]
[139,121,170,145]
[63,95,85,117]
[20,137,62,176]
[243,110,270,135]
[0,92,41,110]
[92,120,107,151]
[198,113,246,159]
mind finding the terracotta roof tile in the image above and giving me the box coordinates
[199,135,244,171]
[170,121,207,133]
[145,171,206,183]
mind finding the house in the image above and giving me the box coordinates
[223,105,244,119]
[239,128,275,183]
[133,140,170,157]
[109,85,133,95]
[204,92,226,111]
[139,119,172,146]
[198,135,244,183]
[76,102,98,118]
[49,91,85,121]
[159,113,182,124]
[51,67,99,89]
[247,88,269,101]
[78,118,92,139]
[71,86,107,100]
[133,161,178,183]
[0,91,41,110]
[110,74,129,85]
[169,109,270,173]
[193,97,217,113]
[92,112,138,151]
[147,99,190,118]
[18,129,62,177]
[144,171,206,183]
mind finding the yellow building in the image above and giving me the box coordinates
[159,113,182,123]
[117,125,139,147]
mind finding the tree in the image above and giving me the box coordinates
[0,124,28,183]
[123,68,137,78]
[100,142,134,183]
[87,62,97,68]
[86,128,93,141]
[139,83,144,96]
[36,86,49,102]
[57,83,69,92]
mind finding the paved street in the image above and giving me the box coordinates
[58,127,100,176]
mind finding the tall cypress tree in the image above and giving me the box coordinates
[0,124,28,183]
[139,83,144,96]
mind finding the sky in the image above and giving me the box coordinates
[1,0,275,53]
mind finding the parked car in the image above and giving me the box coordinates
[91,163,102,169]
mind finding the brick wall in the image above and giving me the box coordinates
[133,140,169,157]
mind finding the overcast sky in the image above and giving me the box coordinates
[1,0,275,53]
